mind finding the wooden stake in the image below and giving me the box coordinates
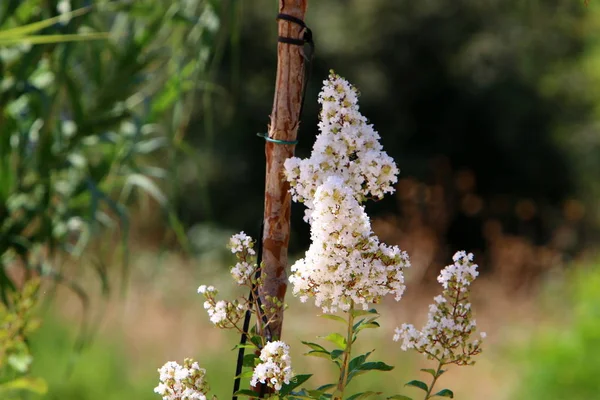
[260,0,308,341]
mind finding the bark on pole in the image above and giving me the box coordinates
[260,0,308,340]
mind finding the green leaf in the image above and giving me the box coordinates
[433,389,454,398]
[420,368,437,377]
[279,374,312,396]
[330,349,344,360]
[347,361,394,383]
[405,380,428,392]
[231,342,258,351]
[236,370,254,379]
[243,353,258,367]
[0,6,92,39]
[316,383,336,392]
[319,314,347,324]
[305,350,331,359]
[387,395,413,400]
[320,333,347,349]
[250,335,262,348]
[358,361,394,372]
[233,389,258,397]
[349,351,372,372]
[355,321,380,334]
[0,377,47,395]
[346,391,381,400]
[301,341,329,353]
[0,33,109,45]
[350,308,378,318]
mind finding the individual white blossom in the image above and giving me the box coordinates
[251,341,294,391]
[289,176,410,313]
[284,71,399,222]
[154,359,209,400]
[393,252,485,365]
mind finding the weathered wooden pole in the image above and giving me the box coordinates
[260,0,308,341]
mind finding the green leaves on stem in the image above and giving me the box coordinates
[302,308,394,400]
[400,363,454,400]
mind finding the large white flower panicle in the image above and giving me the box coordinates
[284,71,399,222]
[289,176,410,313]
[393,251,485,365]
[154,359,209,400]
[251,341,295,391]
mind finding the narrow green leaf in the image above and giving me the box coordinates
[320,333,347,349]
[301,341,329,353]
[279,374,312,396]
[0,6,92,39]
[305,350,331,359]
[387,395,413,400]
[236,370,254,379]
[233,389,257,397]
[405,380,428,393]
[433,389,454,398]
[0,33,109,45]
[319,314,347,324]
[316,383,336,392]
[420,368,437,378]
[346,391,381,400]
[355,321,380,333]
[231,343,258,351]
[0,377,47,394]
[358,361,394,372]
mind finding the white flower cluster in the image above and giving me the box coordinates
[154,359,209,400]
[198,285,245,328]
[284,71,399,222]
[285,72,410,313]
[289,177,410,313]
[228,232,257,285]
[251,341,294,391]
[393,251,485,365]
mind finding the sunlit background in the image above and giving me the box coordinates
[1,0,600,399]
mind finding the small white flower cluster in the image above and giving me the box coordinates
[251,341,294,391]
[228,232,257,285]
[285,72,410,313]
[198,285,245,328]
[154,359,209,400]
[289,177,410,313]
[284,71,399,222]
[393,251,485,365]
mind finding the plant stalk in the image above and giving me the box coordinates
[424,361,444,400]
[334,305,355,400]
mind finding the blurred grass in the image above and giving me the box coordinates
[512,262,600,400]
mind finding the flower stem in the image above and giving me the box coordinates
[423,361,444,400]
[333,304,355,400]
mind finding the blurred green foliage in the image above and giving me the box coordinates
[514,263,600,399]
[0,279,46,399]
[0,0,222,396]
